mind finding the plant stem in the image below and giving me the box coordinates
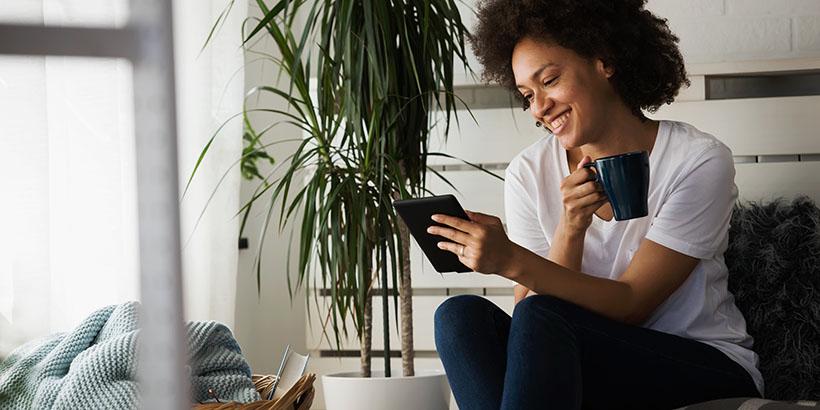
[360,291,372,378]
[399,214,415,376]
[380,236,391,377]
[395,160,415,377]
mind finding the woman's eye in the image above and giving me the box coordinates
[543,77,558,87]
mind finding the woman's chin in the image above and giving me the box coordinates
[556,133,582,150]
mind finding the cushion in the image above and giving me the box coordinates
[725,196,820,400]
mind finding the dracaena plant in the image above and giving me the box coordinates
[195,0,501,377]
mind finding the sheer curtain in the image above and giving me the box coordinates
[0,0,247,357]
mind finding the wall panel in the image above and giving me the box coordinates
[306,295,513,352]
[427,108,543,165]
[649,95,820,156]
[735,161,820,202]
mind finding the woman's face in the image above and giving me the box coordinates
[511,37,616,149]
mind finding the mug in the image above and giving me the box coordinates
[583,150,650,221]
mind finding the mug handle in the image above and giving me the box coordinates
[582,162,599,182]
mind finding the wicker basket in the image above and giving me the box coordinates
[193,373,315,410]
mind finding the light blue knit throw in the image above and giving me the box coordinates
[0,302,260,409]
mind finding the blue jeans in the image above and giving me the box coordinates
[434,294,759,410]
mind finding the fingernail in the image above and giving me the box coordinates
[437,242,444,248]
[431,215,440,221]
[426,227,434,233]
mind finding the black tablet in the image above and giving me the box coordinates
[392,195,473,273]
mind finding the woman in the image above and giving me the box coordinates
[429,0,764,408]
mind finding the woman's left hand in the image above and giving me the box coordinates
[427,210,518,276]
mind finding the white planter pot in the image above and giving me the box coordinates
[322,369,450,410]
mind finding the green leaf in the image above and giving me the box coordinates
[196,0,486,370]
[244,0,289,44]
[201,0,236,55]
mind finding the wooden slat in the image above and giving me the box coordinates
[424,170,505,216]
[410,245,516,288]
[687,57,820,76]
[413,169,514,288]
[307,295,513,352]
[648,95,820,156]
[735,162,820,203]
[430,96,820,165]
[306,295,445,351]
[428,108,544,165]
[676,75,706,102]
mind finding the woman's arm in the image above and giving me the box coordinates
[508,238,698,324]
[431,211,698,325]
[546,224,586,271]
[514,223,585,303]
[514,155,603,303]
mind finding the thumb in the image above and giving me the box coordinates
[577,155,593,170]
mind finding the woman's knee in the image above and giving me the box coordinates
[434,294,497,339]
[435,295,490,326]
[512,294,577,324]
[510,295,581,351]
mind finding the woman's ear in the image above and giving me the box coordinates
[595,58,615,79]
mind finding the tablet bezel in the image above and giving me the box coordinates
[392,195,473,273]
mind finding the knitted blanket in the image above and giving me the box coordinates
[0,302,260,409]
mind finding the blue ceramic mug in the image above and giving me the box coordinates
[583,151,649,221]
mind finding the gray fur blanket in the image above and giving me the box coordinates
[725,196,820,400]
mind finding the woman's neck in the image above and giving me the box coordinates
[578,107,659,161]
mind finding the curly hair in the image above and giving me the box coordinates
[470,0,689,118]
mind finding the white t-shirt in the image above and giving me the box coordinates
[504,120,763,395]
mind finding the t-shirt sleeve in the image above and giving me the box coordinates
[504,161,550,259]
[645,143,738,259]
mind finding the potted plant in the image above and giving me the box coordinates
[195,0,499,409]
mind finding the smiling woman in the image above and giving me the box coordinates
[472,0,688,119]
[431,0,764,409]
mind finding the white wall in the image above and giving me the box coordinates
[232,0,308,374]
[650,0,820,63]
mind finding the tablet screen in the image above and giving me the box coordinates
[393,195,473,273]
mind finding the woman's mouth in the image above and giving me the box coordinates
[549,110,571,134]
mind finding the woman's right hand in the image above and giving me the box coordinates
[558,155,609,234]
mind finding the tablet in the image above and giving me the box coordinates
[392,195,473,273]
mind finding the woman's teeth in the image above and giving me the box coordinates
[550,111,570,130]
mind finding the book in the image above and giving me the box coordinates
[268,344,310,401]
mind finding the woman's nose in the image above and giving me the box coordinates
[530,93,553,119]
